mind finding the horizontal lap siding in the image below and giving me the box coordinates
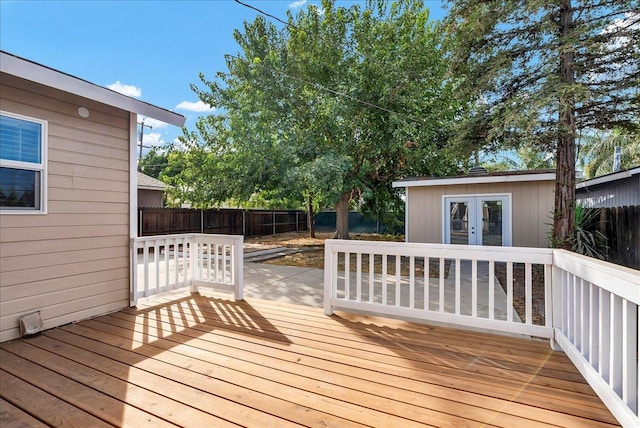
[407,180,554,247]
[0,74,131,342]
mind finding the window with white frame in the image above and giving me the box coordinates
[0,111,47,213]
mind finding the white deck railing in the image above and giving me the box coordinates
[552,249,639,428]
[324,239,640,428]
[131,233,243,305]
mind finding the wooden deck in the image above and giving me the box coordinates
[0,291,619,427]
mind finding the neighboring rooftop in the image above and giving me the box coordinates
[576,166,640,189]
[137,172,167,191]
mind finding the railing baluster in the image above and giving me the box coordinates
[589,282,599,367]
[143,240,149,297]
[368,253,374,303]
[622,299,638,413]
[599,288,611,381]
[344,251,350,300]
[395,256,401,307]
[525,262,532,325]
[581,279,590,356]
[409,256,415,309]
[507,262,513,322]
[382,254,387,305]
[610,295,623,395]
[471,259,477,318]
[438,257,444,312]
[455,258,461,315]
[424,257,429,311]
[356,253,362,302]
[489,260,495,320]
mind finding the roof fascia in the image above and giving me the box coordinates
[0,52,185,127]
[392,173,556,188]
[576,167,640,189]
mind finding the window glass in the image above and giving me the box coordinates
[0,112,46,212]
[0,167,38,208]
[0,115,42,163]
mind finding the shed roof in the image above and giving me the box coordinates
[392,169,556,188]
[576,166,640,189]
[0,50,185,127]
[137,172,166,191]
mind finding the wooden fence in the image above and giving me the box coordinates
[588,206,639,270]
[139,207,307,237]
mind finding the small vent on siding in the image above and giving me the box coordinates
[468,166,489,175]
[19,311,44,336]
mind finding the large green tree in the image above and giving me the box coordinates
[445,0,639,248]
[579,128,640,178]
[189,0,460,238]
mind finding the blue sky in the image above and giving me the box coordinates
[1,0,447,155]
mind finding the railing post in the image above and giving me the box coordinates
[324,241,334,315]
[190,235,198,293]
[130,238,137,307]
[550,257,563,351]
[233,237,244,301]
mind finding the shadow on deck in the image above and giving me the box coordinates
[0,292,619,427]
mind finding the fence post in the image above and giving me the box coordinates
[273,210,276,235]
[130,238,137,306]
[200,209,204,234]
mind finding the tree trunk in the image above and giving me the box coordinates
[334,190,351,240]
[307,194,315,239]
[553,0,576,249]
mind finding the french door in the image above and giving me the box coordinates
[444,195,510,246]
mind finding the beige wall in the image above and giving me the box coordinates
[0,73,131,342]
[406,180,555,248]
[138,189,163,208]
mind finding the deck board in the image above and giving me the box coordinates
[0,292,620,427]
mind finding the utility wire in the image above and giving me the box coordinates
[224,53,404,118]
[230,0,431,124]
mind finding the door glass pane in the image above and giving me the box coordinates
[449,202,469,244]
[481,200,503,246]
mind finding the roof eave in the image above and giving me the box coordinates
[0,51,185,128]
[392,172,556,188]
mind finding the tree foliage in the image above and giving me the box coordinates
[444,0,639,248]
[185,0,460,238]
[579,128,640,178]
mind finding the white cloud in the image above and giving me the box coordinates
[289,0,307,8]
[175,100,216,113]
[138,116,169,129]
[141,132,165,147]
[108,81,142,98]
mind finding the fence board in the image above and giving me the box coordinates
[589,206,639,270]
[139,208,307,238]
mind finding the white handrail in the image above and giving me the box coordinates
[552,249,639,428]
[131,233,243,305]
[323,240,639,427]
[324,240,554,338]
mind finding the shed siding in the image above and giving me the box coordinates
[576,176,640,208]
[406,180,554,248]
[0,73,131,342]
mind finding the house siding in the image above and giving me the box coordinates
[406,180,555,248]
[0,73,131,342]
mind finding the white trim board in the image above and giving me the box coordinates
[1,51,185,128]
[393,173,556,188]
[576,167,640,189]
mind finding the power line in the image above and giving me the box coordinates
[230,0,431,124]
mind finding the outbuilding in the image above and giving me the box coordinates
[393,169,556,248]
